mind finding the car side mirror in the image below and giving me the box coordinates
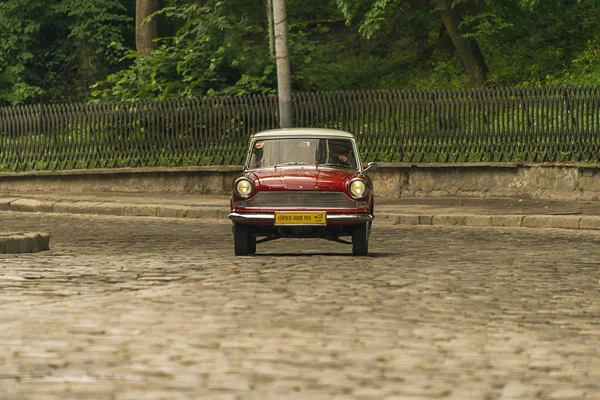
[363,162,378,173]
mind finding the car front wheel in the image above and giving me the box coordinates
[233,223,251,256]
[352,222,369,256]
[248,235,257,255]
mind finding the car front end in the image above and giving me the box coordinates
[228,129,377,256]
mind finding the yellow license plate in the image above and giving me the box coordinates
[275,212,327,226]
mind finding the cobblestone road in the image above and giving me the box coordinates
[1,212,599,400]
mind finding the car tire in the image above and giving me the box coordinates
[234,223,250,256]
[352,222,369,256]
[248,235,257,255]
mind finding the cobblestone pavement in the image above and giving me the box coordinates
[1,212,599,400]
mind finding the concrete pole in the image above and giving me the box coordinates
[272,0,293,128]
[267,0,274,57]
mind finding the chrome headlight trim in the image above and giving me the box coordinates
[235,177,254,198]
[349,178,368,199]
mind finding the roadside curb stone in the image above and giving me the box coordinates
[432,214,466,226]
[92,202,131,216]
[157,205,189,218]
[0,198,18,211]
[522,215,581,230]
[10,198,54,213]
[464,215,493,227]
[53,201,104,215]
[216,209,231,220]
[376,213,401,224]
[579,216,600,230]
[186,206,223,220]
[386,213,600,231]
[0,232,51,254]
[399,215,420,225]
[491,215,525,227]
[123,204,159,217]
[3,195,600,232]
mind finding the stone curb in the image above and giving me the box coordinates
[0,232,51,254]
[380,213,600,231]
[0,198,231,222]
[2,197,600,232]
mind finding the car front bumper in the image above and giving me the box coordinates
[228,212,374,224]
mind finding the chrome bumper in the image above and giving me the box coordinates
[228,212,374,224]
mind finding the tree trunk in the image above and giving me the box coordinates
[434,0,488,87]
[136,0,159,56]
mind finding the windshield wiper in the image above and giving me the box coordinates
[317,162,353,169]
[275,162,309,167]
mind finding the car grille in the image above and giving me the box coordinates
[243,191,360,209]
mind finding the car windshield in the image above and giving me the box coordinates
[247,138,359,170]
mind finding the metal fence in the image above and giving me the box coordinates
[1,86,599,171]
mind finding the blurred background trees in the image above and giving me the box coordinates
[0,0,598,106]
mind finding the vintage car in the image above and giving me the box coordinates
[228,128,377,256]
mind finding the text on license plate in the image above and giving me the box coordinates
[275,212,327,225]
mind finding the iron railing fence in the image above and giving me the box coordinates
[1,86,599,171]
[0,95,279,171]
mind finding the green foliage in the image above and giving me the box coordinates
[92,0,275,101]
[286,22,344,90]
[50,0,131,100]
[53,0,130,63]
[0,0,131,106]
[2,0,600,105]
[473,0,600,87]
[329,0,600,89]
[358,0,393,39]
[334,0,407,38]
[0,0,46,105]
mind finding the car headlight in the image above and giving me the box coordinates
[235,178,254,197]
[349,179,368,199]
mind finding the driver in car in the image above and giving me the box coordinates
[326,140,356,168]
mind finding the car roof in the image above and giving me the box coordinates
[251,128,355,140]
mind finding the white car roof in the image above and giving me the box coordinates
[251,128,355,140]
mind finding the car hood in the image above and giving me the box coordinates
[249,168,357,191]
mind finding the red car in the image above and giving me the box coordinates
[228,128,377,256]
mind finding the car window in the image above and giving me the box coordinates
[247,138,358,170]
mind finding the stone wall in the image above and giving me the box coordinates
[2,163,600,201]
[371,163,600,201]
